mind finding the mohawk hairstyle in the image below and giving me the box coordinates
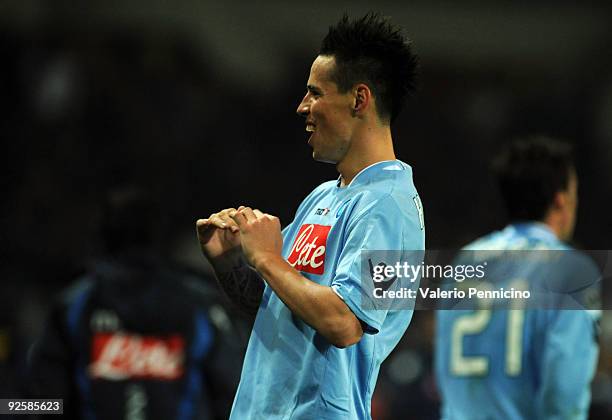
[493,136,575,222]
[320,12,418,123]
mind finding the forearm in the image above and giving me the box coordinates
[210,254,264,316]
[253,253,362,347]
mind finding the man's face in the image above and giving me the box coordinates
[296,55,355,164]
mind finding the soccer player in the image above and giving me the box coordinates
[196,13,425,419]
[435,137,600,419]
[27,187,244,419]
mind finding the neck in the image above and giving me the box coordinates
[542,214,564,241]
[337,124,395,186]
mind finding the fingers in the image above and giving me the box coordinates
[199,208,240,233]
[195,218,214,246]
[253,209,276,222]
[195,218,210,233]
[201,207,279,231]
[231,207,279,228]
[230,207,249,228]
[241,207,257,222]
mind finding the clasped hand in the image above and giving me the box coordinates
[196,206,283,269]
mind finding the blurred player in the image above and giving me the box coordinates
[196,13,425,420]
[27,187,245,420]
[435,137,600,419]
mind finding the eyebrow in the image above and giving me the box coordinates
[307,84,323,94]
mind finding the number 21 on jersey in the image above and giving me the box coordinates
[450,279,527,377]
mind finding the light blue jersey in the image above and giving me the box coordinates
[230,160,425,419]
[435,223,600,420]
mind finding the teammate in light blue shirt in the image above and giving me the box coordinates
[196,14,424,419]
[435,137,600,420]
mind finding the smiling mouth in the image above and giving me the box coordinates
[306,124,316,145]
[306,125,316,145]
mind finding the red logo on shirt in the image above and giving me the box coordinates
[89,332,185,381]
[287,224,331,275]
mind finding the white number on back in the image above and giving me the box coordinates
[450,279,527,377]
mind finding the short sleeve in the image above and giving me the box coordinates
[331,195,419,334]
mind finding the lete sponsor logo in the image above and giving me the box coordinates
[89,332,185,381]
[287,224,331,275]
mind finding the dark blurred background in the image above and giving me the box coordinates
[1,1,612,418]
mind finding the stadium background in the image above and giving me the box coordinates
[1,1,611,418]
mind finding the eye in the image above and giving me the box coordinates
[306,86,323,98]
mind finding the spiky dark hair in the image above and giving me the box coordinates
[493,136,575,222]
[319,12,418,123]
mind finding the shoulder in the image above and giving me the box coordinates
[344,191,424,246]
[464,224,569,251]
[57,276,96,307]
[349,181,421,227]
[346,191,399,222]
[463,231,506,250]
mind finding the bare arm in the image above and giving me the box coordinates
[196,208,264,316]
[254,253,363,347]
[231,207,363,348]
[213,259,264,317]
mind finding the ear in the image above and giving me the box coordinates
[552,190,568,211]
[352,84,372,116]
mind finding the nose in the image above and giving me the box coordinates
[296,93,310,117]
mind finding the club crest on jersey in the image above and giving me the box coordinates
[287,224,331,275]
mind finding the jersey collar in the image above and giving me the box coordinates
[508,222,559,242]
[336,159,408,189]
